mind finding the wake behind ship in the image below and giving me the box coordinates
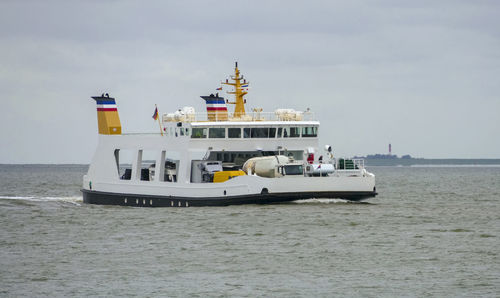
[82,63,377,207]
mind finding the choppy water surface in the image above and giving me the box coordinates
[0,165,499,297]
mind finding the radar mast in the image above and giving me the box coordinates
[222,62,248,118]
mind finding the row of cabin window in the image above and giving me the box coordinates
[191,126,318,139]
[165,127,190,137]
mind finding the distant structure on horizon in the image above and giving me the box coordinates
[354,143,414,160]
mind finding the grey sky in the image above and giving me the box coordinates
[1,0,499,163]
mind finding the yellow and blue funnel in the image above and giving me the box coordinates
[91,94,121,134]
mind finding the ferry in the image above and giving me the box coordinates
[82,63,377,207]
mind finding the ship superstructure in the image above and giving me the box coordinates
[82,63,377,207]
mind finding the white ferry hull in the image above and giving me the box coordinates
[81,175,377,207]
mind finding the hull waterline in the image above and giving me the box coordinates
[82,189,377,207]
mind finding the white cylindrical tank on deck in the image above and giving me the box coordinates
[306,163,335,176]
[163,106,196,122]
[242,155,290,178]
[181,106,195,121]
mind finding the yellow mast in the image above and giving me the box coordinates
[222,62,248,118]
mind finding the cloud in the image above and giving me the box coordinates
[0,0,499,162]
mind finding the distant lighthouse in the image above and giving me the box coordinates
[389,143,392,155]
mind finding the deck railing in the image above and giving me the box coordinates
[162,111,316,123]
[122,132,163,136]
[335,158,365,171]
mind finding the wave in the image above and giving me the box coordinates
[0,196,356,206]
[410,164,500,168]
[0,196,83,206]
[292,198,350,204]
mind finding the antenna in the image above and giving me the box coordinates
[222,62,248,118]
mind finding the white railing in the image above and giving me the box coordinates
[334,158,365,171]
[162,111,316,123]
[122,132,162,136]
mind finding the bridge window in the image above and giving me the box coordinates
[251,127,269,138]
[241,127,277,138]
[277,127,283,138]
[302,126,317,137]
[283,127,300,138]
[209,127,225,138]
[228,128,241,138]
[191,128,207,138]
[269,128,277,138]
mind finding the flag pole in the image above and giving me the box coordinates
[156,104,163,136]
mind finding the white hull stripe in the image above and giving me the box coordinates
[206,104,227,108]
[96,104,117,109]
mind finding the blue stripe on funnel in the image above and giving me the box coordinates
[205,100,225,104]
[96,100,116,105]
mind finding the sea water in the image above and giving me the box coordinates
[0,165,499,297]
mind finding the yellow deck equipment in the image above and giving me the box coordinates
[213,170,246,183]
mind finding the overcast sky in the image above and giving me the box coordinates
[1,0,499,163]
